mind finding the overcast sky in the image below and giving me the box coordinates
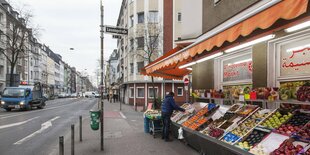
[11,0,122,85]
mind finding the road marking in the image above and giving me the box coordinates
[14,116,60,145]
[0,99,84,120]
[119,112,127,119]
[0,117,39,130]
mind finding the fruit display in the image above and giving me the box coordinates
[223,112,236,120]
[222,132,240,143]
[218,121,234,130]
[260,111,292,129]
[208,127,224,138]
[275,112,310,136]
[255,87,271,100]
[223,84,252,99]
[237,105,258,116]
[144,109,161,119]
[171,103,195,122]
[280,81,305,100]
[249,144,268,155]
[293,123,310,141]
[237,129,270,151]
[270,138,307,155]
[231,124,251,137]
[250,109,272,122]
[188,116,209,130]
[296,82,310,102]
[228,104,242,113]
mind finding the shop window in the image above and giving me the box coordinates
[222,51,252,83]
[129,87,134,98]
[137,12,144,24]
[268,33,310,86]
[177,87,183,96]
[149,11,158,23]
[148,87,158,98]
[136,87,144,98]
[136,37,144,49]
[177,12,182,22]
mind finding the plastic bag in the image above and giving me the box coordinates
[178,127,184,139]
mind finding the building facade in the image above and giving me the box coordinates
[114,0,186,108]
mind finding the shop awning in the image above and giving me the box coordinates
[141,46,192,80]
[144,0,308,74]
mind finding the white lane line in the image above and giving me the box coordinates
[0,100,84,120]
[14,116,60,145]
[0,117,39,130]
[119,112,127,119]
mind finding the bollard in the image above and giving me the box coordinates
[71,124,75,155]
[79,116,82,142]
[59,136,64,155]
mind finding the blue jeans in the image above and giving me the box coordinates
[162,112,172,140]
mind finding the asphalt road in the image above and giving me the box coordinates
[0,98,98,155]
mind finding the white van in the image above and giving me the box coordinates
[84,91,95,98]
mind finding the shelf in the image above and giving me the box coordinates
[196,97,310,106]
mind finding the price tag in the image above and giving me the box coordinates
[239,95,245,102]
[207,93,211,98]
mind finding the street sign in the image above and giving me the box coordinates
[184,78,189,86]
[112,35,121,39]
[104,25,128,35]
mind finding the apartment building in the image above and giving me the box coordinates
[114,0,186,108]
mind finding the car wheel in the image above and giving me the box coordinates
[5,108,11,111]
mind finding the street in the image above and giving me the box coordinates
[0,98,97,155]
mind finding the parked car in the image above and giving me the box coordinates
[58,93,66,98]
[84,91,95,98]
[70,93,78,98]
[94,92,100,98]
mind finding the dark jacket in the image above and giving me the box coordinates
[161,95,185,114]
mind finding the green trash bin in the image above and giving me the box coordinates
[90,109,100,130]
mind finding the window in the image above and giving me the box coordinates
[137,61,144,72]
[177,12,182,22]
[129,87,134,98]
[31,71,33,79]
[130,63,134,74]
[136,87,145,98]
[177,87,183,96]
[130,15,134,27]
[149,11,158,23]
[148,87,158,98]
[0,13,3,21]
[130,39,134,50]
[149,36,159,49]
[137,12,144,23]
[137,37,144,49]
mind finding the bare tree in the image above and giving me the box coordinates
[135,18,163,109]
[0,7,34,86]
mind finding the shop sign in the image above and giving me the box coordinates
[223,58,252,82]
[280,45,310,76]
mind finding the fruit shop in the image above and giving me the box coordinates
[141,1,310,155]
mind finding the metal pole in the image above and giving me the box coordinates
[59,136,64,155]
[100,0,104,151]
[79,116,82,142]
[71,124,75,155]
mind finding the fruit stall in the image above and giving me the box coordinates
[170,97,310,155]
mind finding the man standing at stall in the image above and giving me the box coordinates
[161,92,185,142]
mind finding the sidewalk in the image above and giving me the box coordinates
[62,100,199,155]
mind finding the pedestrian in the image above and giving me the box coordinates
[161,92,185,142]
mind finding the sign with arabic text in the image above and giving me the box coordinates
[280,46,310,76]
[222,53,252,82]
